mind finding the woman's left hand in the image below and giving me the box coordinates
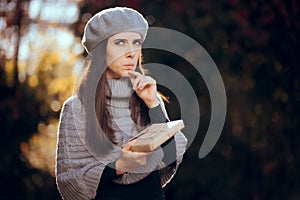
[128,70,159,108]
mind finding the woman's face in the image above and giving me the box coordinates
[106,32,142,79]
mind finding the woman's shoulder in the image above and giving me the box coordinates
[63,94,79,104]
[62,95,83,109]
[59,95,86,133]
[60,95,86,121]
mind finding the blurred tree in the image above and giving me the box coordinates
[1,0,81,199]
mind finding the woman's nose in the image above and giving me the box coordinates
[125,50,135,58]
[125,45,136,58]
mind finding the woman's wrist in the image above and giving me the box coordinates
[116,169,125,175]
[145,100,160,108]
[115,160,126,175]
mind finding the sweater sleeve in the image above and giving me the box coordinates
[56,97,111,200]
[148,103,177,165]
[155,95,188,187]
[148,104,167,124]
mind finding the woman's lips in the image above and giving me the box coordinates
[124,64,135,70]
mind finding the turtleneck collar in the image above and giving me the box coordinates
[106,77,134,108]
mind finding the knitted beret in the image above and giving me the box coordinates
[82,7,149,53]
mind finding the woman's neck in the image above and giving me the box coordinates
[106,77,133,108]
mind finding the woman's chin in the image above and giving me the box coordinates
[122,71,131,78]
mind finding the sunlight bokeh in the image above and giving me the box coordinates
[29,0,79,23]
[0,0,83,176]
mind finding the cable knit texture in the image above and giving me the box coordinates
[55,78,187,200]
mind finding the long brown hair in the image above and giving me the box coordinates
[75,40,150,156]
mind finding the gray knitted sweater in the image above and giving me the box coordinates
[55,78,187,200]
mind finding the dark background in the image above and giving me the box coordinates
[0,0,299,199]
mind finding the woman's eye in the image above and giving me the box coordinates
[115,40,125,45]
[133,40,142,45]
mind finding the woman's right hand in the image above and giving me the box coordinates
[115,139,151,175]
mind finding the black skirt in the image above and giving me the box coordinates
[95,170,165,200]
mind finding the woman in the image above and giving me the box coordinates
[56,7,187,200]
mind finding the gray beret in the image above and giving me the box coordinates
[82,7,149,53]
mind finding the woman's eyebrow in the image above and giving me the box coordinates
[116,38,141,40]
[114,38,127,41]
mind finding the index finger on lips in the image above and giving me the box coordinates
[128,71,142,88]
[128,70,142,78]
